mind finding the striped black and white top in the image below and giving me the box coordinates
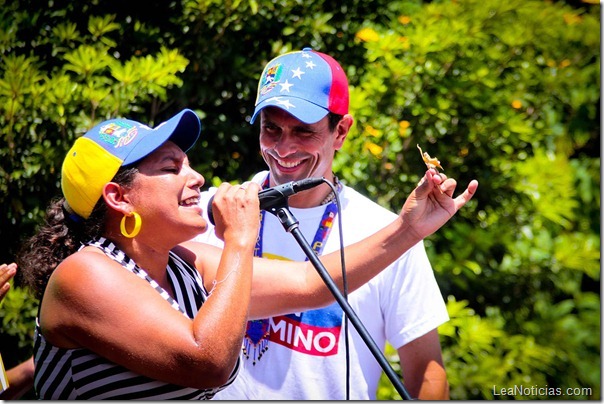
[32,237,240,400]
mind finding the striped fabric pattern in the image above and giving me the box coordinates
[32,237,240,399]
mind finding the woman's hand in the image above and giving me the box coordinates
[400,169,478,241]
[210,182,261,246]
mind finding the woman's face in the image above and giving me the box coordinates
[125,141,206,243]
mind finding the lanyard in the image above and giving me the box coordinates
[243,174,341,365]
[254,175,339,259]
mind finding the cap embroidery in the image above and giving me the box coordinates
[291,66,304,79]
[259,64,283,96]
[98,121,138,148]
[271,97,296,110]
[279,80,293,92]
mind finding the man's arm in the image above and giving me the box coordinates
[398,329,450,400]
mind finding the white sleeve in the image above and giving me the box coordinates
[379,241,449,349]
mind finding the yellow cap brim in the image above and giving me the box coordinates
[61,137,123,219]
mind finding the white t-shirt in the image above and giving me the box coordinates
[195,171,449,400]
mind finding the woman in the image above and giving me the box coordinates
[18,109,477,399]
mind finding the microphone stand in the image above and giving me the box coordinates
[267,204,414,401]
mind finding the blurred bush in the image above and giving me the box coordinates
[343,0,600,399]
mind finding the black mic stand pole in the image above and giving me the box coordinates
[268,204,414,401]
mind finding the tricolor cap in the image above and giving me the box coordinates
[61,108,201,219]
[251,47,349,124]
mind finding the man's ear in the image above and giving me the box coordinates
[334,114,354,150]
[102,182,131,214]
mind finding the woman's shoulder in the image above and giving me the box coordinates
[40,248,127,348]
[57,247,117,277]
[49,247,132,299]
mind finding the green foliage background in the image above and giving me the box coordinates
[0,0,599,400]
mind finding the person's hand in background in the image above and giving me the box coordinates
[0,262,17,301]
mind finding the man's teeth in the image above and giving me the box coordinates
[278,160,300,168]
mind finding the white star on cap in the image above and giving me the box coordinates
[291,67,304,79]
[279,80,293,92]
[301,53,312,59]
[305,60,316,69]
[274,98,296,110]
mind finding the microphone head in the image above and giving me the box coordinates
[295,177,325,191]
[206,195,216,226]
[206,177,327,224]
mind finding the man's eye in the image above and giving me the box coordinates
[163,167,179,173]
[296,129,314,136]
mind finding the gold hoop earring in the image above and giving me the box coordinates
[120,212,142,238]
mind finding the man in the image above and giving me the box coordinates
[196,48,450,400]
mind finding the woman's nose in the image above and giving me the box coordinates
[188,167,205,189]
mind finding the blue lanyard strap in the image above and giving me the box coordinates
[254,175,340,259]
[244,174,341,365]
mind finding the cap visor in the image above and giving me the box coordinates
[123,109,201,165]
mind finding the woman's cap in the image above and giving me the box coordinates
[61,108,201,219]
[251,48,349,124]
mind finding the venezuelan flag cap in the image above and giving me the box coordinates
[61,108,201,219]
[251,47,349,124]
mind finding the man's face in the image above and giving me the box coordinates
[259,107,348,186]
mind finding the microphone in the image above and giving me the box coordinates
[206,177,325,225]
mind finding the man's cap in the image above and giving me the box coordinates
[61,108,201,219]
[251,47,349,124]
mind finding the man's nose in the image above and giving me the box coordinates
[273,132,298,157]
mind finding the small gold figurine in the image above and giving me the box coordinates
[417,144,444,172]
[417,144,444,193]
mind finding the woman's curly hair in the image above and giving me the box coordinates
[18,166,138,300]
